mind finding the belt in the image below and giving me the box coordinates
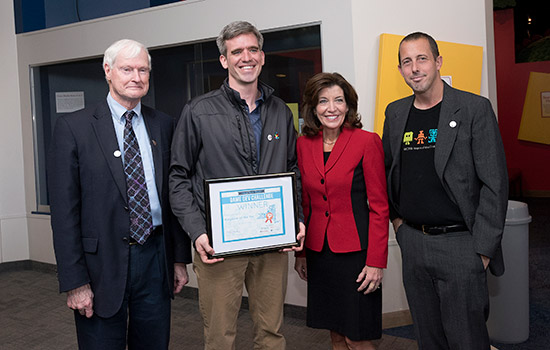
[129,226,162,245]
[407,222,468,235]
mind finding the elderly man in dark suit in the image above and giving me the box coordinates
[48,39,191,350]
[382,32,508,349]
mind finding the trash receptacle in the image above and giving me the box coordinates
[487,200,531,343]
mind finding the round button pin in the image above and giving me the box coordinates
[267,134,273,141]
[114,150,121,158]
[449,121,457,128]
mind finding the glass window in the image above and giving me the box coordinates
[31,25,321,211]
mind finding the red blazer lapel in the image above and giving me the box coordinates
[310,132,325,177]
[324,127,353,173]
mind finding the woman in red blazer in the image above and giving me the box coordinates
[295,73,389,350]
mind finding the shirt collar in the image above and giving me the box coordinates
[225,81,264,110]
[107,93,143,123]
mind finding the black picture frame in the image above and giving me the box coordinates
[204,172,299,257]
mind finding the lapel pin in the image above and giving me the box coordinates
[267,134,273,141]
[113,150,121,158]
[151,140,157,146]
[449,121,457,128]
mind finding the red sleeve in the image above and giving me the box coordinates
[362,133,389,267]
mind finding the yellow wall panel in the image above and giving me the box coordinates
[517,71,550,145]
[287,103,300,132]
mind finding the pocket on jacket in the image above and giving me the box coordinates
[82,237,98,254]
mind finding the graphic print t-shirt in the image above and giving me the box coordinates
[399,102,463,225]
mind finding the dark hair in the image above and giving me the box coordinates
[398,32,440,65]
[216,21,264,56]
[301,72,362,136]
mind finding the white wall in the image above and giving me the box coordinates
[0,0,29,263]
[12,0,496,313]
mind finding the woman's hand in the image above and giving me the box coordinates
[294,257,308,281]
[357,265,383,294]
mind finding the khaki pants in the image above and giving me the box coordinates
[193,251,288,350]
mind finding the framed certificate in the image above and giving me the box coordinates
[204,172,299,257]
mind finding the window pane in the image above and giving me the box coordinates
[32,24,321,211]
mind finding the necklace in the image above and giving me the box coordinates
[323,139,337,145]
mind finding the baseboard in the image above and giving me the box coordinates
[0,259,57,274]
[523,190,550,198]
[2,260,412,328]
[382,309,413,329]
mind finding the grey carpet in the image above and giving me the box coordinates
[1,198,547,350]
[0,268,416,349]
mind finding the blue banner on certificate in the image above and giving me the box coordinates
[205,173,299,257]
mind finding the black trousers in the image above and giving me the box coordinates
[74,233,171,350]
[396,223,490,350]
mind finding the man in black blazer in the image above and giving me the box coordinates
[48,39,191,350]
[382,32,508,349]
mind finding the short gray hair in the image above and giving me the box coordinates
[103,39,151,70]
[216,21,264,56]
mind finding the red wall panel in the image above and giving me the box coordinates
[494,8,550,194]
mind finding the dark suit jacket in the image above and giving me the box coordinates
[48,101,191,318]
[382,83,508,276]
[297,127,389,268]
